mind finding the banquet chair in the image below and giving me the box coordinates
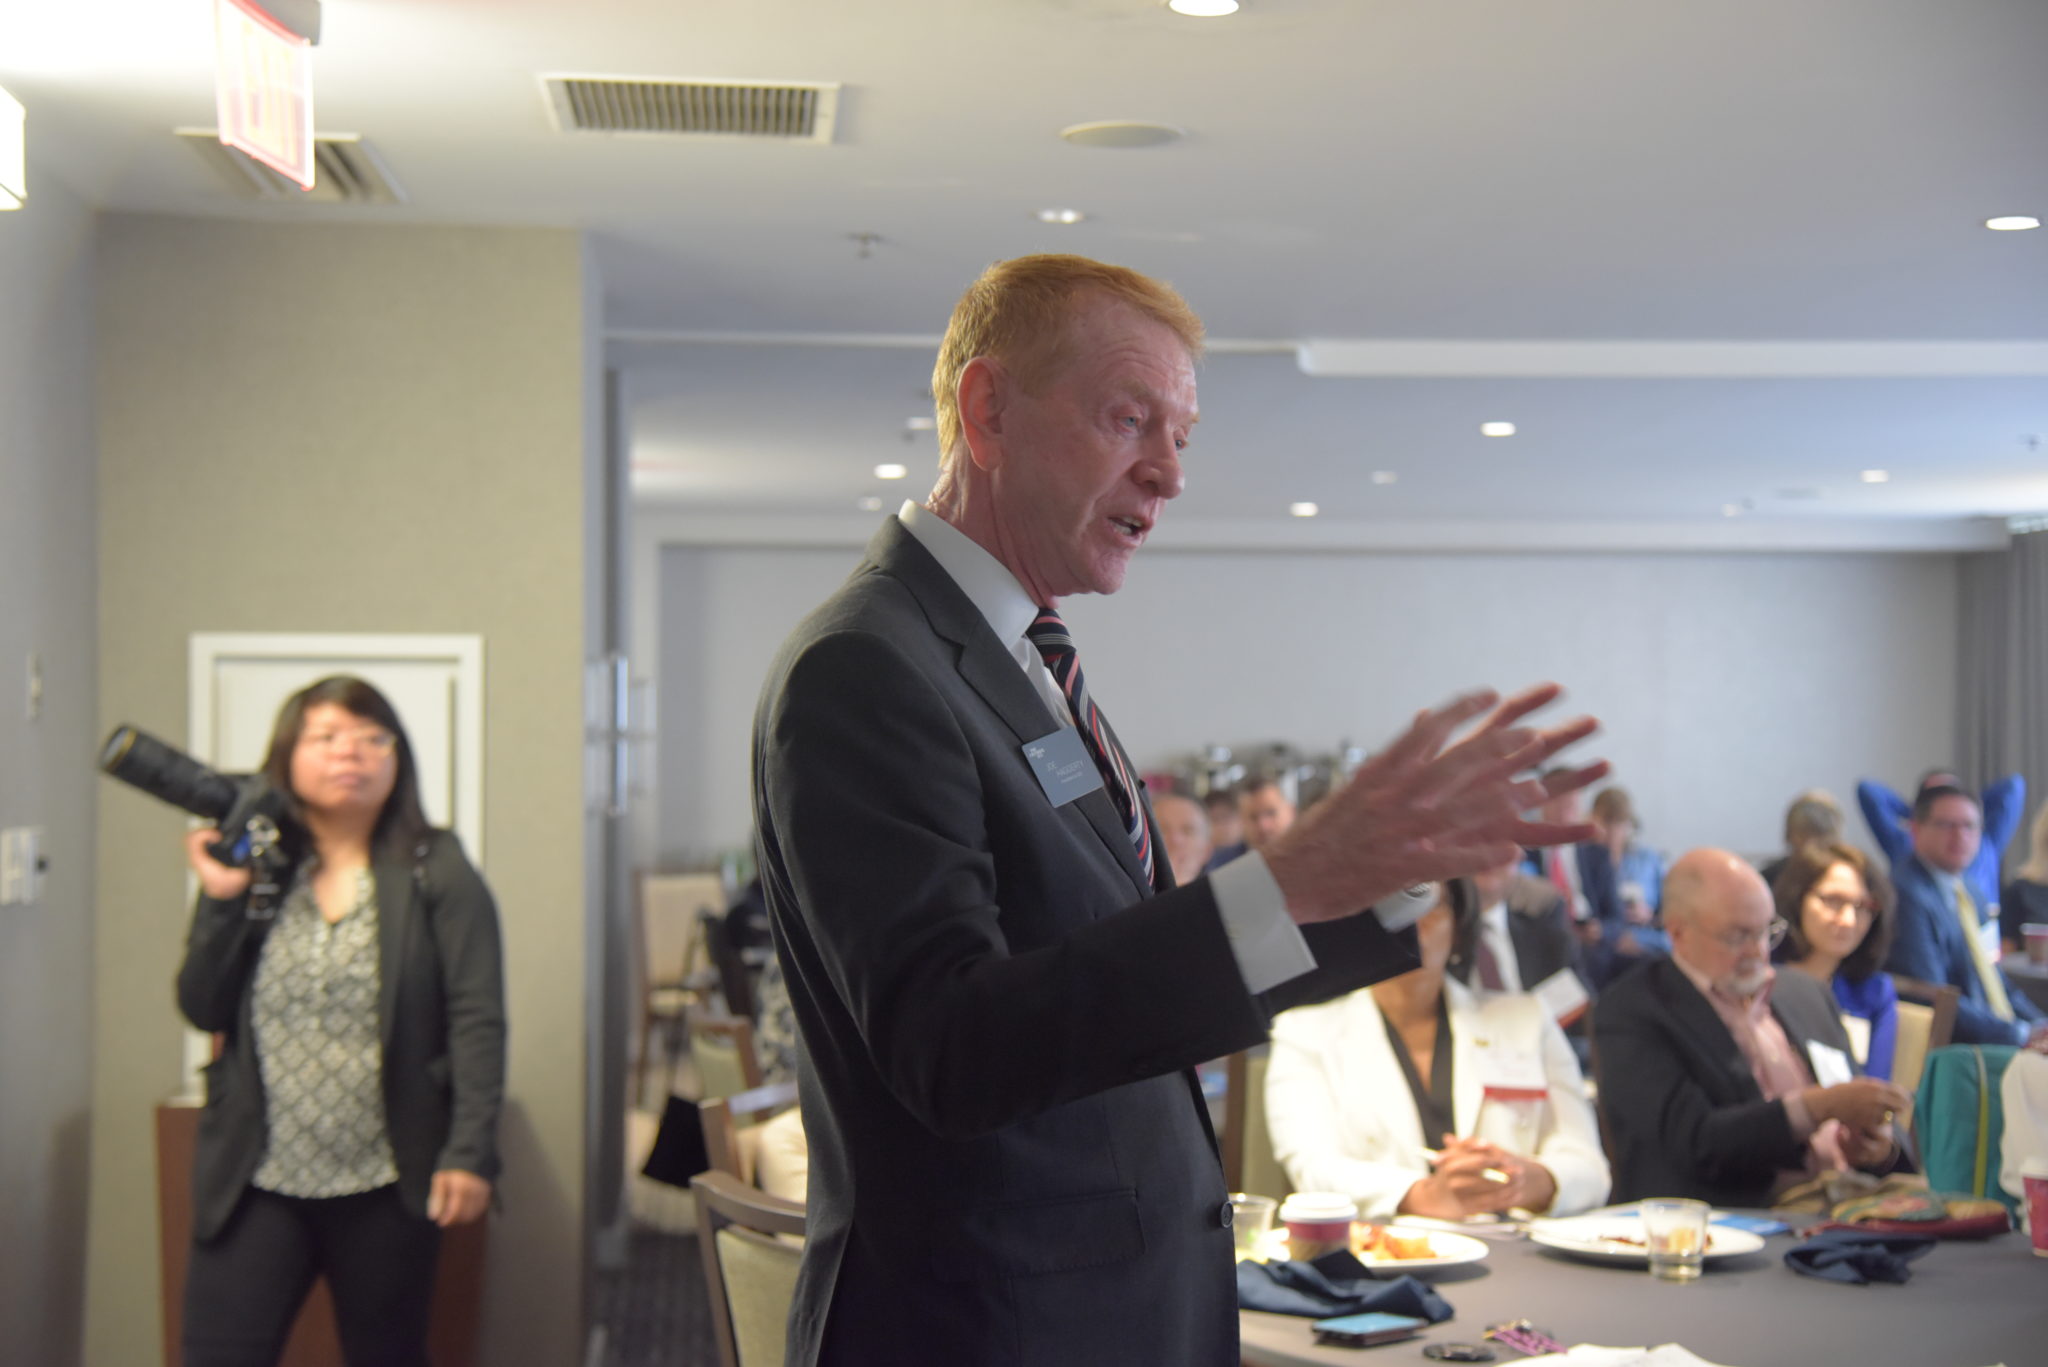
[691,1170,807,1367]
[635,871,727,1101]
[700,1078,801,1186]
[1890,977,1960,1099]
[1222,1048,1293,1201]
[690,1009,765,1101]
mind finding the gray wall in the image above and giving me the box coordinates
[647,539,1958,867]
[0,167,98,1367]
[88,215,595,1367]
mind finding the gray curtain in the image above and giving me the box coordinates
[1957,524,2048,878]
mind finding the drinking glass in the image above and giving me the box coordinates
[1229,1193,1278,1261]
[1640,1198,1710,1281]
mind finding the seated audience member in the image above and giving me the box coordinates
[1151,790,1213,887]
[1861,769,2026,926]
[1589,785,1670,969]
[1458,855,1584,1000]
[1594,850,1910,1207]
[1883,785,2048,1047]
[1202,787,1246,870]
[1522,783,1622,931]
[1237,774,1297,853]
[1771,842,1899,1079]
[1267,879,1610,1221]
[1999,801,2048,956]
[1757,789,1846,889]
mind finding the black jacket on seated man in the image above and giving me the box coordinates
[1593,957,1873,1206]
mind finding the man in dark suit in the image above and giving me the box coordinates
[1464,858,1582,994]
[1594,850,1909,1206]
[751,254,1606,1366]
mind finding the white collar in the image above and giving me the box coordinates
[897,501,1040,649]
[1480,899,1510,931]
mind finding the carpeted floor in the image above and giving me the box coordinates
[591,1221,720,1367]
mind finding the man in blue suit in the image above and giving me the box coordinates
[1860,770,2025,925]
[1884,785,2047,1047]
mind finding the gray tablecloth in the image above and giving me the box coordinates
[1239,1219,2040,1366]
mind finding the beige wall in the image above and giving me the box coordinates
[0,166,98,1367]
[89,215,595,1366]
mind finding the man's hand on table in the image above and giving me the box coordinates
[1804,1077,1910,1159]
[1264,683,1607,926]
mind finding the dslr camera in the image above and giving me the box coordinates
[98,726,299,914]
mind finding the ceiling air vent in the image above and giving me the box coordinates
[541,75,841,143]
[175,129,407,204]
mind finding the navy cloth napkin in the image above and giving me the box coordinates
[1236,1250,1455,1320]
[1782,1229,1937,1285]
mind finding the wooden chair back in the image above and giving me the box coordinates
[1890,976,1960,1099]
[700,1079,801,1187]
[1220,1048,1292,1201]
[691,1170,806,1367]
[690,1011,765,1100]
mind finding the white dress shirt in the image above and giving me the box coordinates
[1476,900,1525,993]
[898,502,1430,993]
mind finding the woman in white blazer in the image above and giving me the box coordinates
[1266,878,1610,1221]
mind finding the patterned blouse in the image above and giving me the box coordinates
[250,863,400,1198]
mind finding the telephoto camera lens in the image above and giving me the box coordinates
[98,726,241,822]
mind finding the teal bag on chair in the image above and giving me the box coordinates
[1913,1044,2021,1216]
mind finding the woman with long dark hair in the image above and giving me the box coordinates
[176,675,505,1367]
[1265,878,1609,1220]
[1772,840,1897,1079]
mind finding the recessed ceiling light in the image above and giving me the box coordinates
[875,463,908,480]
[1370,471,1398,485]
[1036,207,1086,225]
[1167,0,1241,15]
[857,496,884,512]
[1479,421,1516,438]
[1860,469,1890,483]
[1721,503,1745,518]
[1289,501,1319,518]
[905,415,935,432]
[1985,215,2041,231]
[1059,121,1185,149]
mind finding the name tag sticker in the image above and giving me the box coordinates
[1022,727,1104,808]
[1531,968,1591,1028]
[1806,1040,1854,1088]
[1474,1035,1548,1097]
[1980,917,2004,964]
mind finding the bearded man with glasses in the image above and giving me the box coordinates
[1592,849,1910,1206]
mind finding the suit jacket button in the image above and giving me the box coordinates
[1219,1200,1235,1229]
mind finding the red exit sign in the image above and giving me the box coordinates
[214,0,314,189]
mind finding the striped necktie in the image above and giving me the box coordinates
[1025,606,1154,885]
[1954,881,2015,1021]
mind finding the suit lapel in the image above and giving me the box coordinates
[871,518,1153,897]
[1659,961,1762,1103]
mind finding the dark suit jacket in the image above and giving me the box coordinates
[752,517,1413,1367]
[1885,853,2042,1044]
[1450,874,1582,994]
[1592,957,1864,1206]
[176,830,506,1242]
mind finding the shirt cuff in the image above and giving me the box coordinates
[1208,852,1316,995]
[1783,1091,1816,1142]
[1373,884,1438,932]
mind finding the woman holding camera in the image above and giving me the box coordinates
[177,676,505,1367]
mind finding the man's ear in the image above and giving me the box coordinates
[958,356,1009,473]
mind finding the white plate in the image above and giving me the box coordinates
[1526,1214,1767,1265]
[1251,1225,1491,1271]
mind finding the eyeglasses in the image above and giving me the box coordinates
[1707,918,1788,952]
[300,728,397,755]
[1807,891,1874,918]
[1923,819,1981,836]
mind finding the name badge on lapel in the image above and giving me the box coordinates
[1022,727,1105,808]
[1805,1040,1853,1088]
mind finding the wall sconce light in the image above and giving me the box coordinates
[0,86,24,210]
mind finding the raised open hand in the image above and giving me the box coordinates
[1265,684,1607,925]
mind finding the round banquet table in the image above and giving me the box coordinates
[1238,1218,2042,1367]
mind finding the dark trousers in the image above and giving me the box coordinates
[182,1184,441,1367]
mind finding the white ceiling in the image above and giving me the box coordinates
[7,0,2046,546]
